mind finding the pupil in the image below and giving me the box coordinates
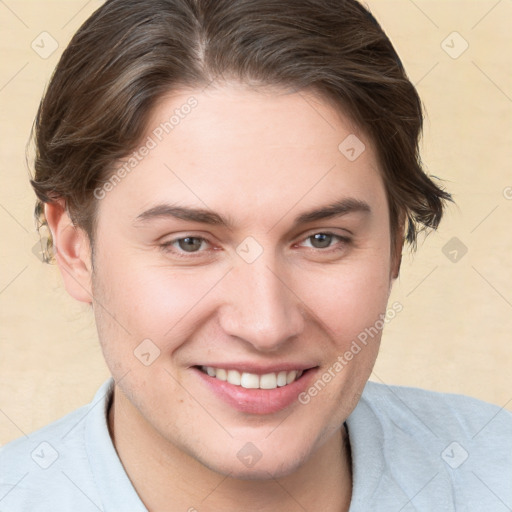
[179,237,202,252]
[312,233,332,248]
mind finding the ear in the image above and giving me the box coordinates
[390,213,405,281]
[391,245,402,280]
[44,200,93,304]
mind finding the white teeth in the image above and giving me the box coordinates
[277,371,288,387]
[286,370,297,384]
[227,369,241,386]
[241,372,260,389]
[202,366,304,389]
[260,373,277,390]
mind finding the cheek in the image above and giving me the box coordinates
[91,248,225,355]
[296,256,391,345]
[291,261,391,426]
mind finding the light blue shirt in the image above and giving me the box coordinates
[1,379,511,511]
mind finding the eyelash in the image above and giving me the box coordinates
[296,233,351,251]
[159,232,351,258]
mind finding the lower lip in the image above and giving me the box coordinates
[193,367,317,414]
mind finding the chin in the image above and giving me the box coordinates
[208,455,307,481]
[191,437,314,481]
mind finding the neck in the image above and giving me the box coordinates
[108,387,352,512]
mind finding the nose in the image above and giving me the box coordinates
[218,258,305,352]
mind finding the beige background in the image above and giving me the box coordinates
[1,0,511,446]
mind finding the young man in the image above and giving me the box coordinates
[1,0,510,510]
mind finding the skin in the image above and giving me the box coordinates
[46,82,402,512]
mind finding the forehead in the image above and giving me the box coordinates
[102,83,387,226]
[148,83,364,163]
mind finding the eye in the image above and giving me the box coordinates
[298,232,349,250]
[162,236,209,253]
[308,233,334,249]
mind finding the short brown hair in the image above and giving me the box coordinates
[30,0,452,262]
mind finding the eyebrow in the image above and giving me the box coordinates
[134,197,371,229]
[135,205,227,226]
[292,198,371,226]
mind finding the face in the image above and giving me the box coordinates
[90,83,397,478]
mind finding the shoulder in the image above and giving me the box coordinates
[347,381,512,511]
[360,380,512,439]
[0,384,110,511]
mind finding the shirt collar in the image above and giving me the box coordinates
[84,378,148,512]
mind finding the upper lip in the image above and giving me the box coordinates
[194,363,317,374]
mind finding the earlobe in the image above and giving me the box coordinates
[391,221,404,280]
[388,244,402,299]
[44,201,93,304]
[392,252,402,280]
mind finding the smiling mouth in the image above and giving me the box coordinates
[198,366,306,390]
